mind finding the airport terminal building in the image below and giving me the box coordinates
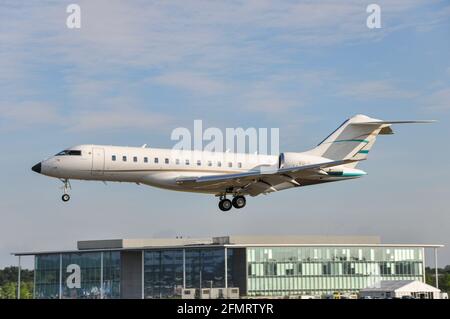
[13,236,442,299]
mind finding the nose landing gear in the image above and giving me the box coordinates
[60,179,71,202]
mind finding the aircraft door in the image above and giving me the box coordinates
[91,147,105,175]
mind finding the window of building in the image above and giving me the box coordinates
[185,159,189,165]
[237,162,242,168]
[285,267,294,276]
[112,155,116,161]
[176,159,180,165]
[207,161,212,167]
[154,158,159,164]
[165,158,169,164]
[122,156,127,162]
[133,156,138,162]
[197,160,201,166]
[264,262,277,276]
[322,262,332,275]
[144,157,148,163]
[228,162,232,168]
[217,161,221,167]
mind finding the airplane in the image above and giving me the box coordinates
[31,114,434,211]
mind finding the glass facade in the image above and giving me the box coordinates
[34,254,60,299]
[246,247,424,296]
[33,245,426,299]
[143,248,240,298]
[144,249,184,298]
[35,252,120,299]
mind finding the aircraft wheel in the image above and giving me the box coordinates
[232,196,246,209]
[218,199,232,211]
[62,194,70,202]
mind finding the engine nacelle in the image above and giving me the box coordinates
[278,152,367,178]
[278,152,313,168]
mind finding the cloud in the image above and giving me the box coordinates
[0,98,174,133]
[0,101,63,129]
[69,108,173,132]
[0,0,448,130]
[425,87,450,110]
[242,86,300,113]
[152,72,227,95]
[337,80,418,100]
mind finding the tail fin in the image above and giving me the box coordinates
[307,114,435,168]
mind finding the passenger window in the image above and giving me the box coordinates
[176,159,180,165]
[185,159,189,165]
[197,160,201,166]
[144,157,148,163]
[154,158,159,164]
[165,158,169,164]
[112,155,116,161]
[133,156,138,162]
[122,156,127,162]
[238,162,242,168]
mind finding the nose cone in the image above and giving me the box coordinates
[31,162,42,174]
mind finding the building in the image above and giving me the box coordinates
[12,236,443,299]
[360,280,443,299]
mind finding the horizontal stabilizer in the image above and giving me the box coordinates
[351,120,436,125]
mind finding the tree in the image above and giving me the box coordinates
[425,266,450,294]
[0,267,34,299]
[0,282,17,299]
[20,282,33,299]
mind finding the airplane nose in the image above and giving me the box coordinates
[31,162,42,173]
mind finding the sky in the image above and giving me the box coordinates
[0,0,449,268]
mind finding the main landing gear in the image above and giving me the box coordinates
[60,179,71,202]
[218,195,246,211]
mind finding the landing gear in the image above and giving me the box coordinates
[60,179,71,202]
[218,198,232,211]
[232,195,246,209]
[218,194,246,211]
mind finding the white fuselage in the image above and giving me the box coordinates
[36,144,365,195]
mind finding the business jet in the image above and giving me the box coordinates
[31,114,433,211]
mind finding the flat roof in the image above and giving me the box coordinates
[11,235,444,256]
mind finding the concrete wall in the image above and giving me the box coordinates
[121,251,142,299]
[230,248,247,295]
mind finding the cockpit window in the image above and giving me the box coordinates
[55,150,82,156]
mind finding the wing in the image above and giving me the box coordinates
[176,159,362,197]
